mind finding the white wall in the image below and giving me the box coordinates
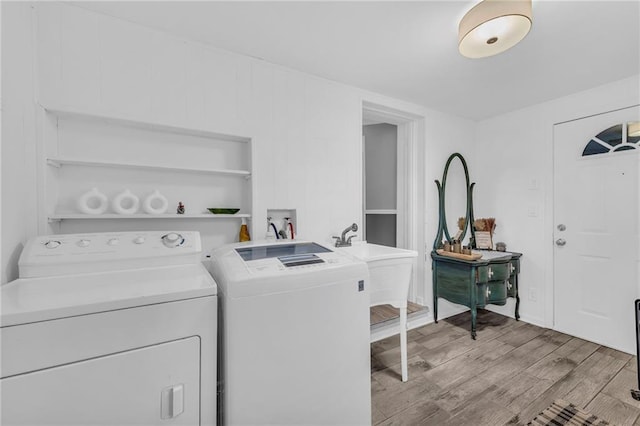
[1,1,477,293]
[1,3,39,284]
[475,75,640,327]
[32,1,366,242]
[423,109,477,317]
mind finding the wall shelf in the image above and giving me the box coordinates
[48,213,251,223]
[39,103,255,243]
[41,104,251,142]
[46,157,251,178]
[364,209,398,215]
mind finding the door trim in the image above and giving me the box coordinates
[361,101,425,304]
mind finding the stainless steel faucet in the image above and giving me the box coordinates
[333,223,358,247]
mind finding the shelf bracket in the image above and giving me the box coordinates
[47,217,63,223]
[244,174,252,181]
[46,159,61,168]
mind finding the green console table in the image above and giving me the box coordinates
[431,153,521,339]
[431,250,521,339]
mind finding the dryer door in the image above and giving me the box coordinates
[1,337,200,425]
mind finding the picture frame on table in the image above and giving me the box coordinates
[475,231,493,249]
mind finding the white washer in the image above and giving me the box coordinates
[208,240,371,425]
[1,231,217,426]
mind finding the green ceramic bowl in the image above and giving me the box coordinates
[207,208,240,215]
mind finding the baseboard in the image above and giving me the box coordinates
[369,308,548,343]
[484,306,546,329]
[516,314,546,328]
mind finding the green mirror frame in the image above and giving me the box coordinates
[432,153,476,250]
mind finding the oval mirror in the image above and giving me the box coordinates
[433,153,473,249]
[443,156,470,242]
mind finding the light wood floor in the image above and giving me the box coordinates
[371,309,640,425]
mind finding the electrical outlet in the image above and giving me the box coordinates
[528,287,538,302]
[528,178,539,190]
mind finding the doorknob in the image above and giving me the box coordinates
[555,238,566,246]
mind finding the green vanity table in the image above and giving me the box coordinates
[431,250,521,339]
[431,153,522,339]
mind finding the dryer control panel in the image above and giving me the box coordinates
[19,231,202,278]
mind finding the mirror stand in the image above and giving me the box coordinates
[432,153,476,250]
[431,153,522,339]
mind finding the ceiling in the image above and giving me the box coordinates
[74,1,640,121]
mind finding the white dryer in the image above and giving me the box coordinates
[208,240,371,425]
[1,231,217,426]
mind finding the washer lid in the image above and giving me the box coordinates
[1,264,216,327]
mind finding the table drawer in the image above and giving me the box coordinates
[475,280,507,306]
[476,262,510,283]
[487,280,507,304]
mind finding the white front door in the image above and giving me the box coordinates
[553,106,639,354]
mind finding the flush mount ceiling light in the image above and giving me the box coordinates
[458,0,533,59]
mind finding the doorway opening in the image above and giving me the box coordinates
[362,101,429,337]
[363,122,398,247]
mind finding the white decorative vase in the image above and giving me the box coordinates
[111,189,140,215]
[142,189,169,215]
[77,188,108,215]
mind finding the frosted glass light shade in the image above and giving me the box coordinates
[459,0,532,59]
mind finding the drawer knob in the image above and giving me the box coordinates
[507,282,513,290]
[509,264,515,273]
[486,287,491,298]
[488,267,494,278]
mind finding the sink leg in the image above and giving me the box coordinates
[400,307,408,382]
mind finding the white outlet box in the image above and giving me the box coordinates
[528,287,538,302]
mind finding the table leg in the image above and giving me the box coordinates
[470,305,477,340]
[515,276,520,321]
[432,264,438,323]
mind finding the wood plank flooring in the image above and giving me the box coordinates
[371,309,640,425]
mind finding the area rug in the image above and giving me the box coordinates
[527,399,611,426]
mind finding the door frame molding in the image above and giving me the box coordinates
[361,100,425,304]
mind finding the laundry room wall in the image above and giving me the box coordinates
[474,75,640,327]
[1,2,39,284]
[32,1,369,252]
[422,108,477,316]
[1,1,477,291]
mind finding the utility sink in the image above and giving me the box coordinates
[336,242,418,382]
[336,242,418,306]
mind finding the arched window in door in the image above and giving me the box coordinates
[582,121,640,156]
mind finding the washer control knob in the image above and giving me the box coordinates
[162,232,184,248]
[133,236,146,245]
[77,239,91,248]
[44,240,61,249]
[107,238,119,246]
